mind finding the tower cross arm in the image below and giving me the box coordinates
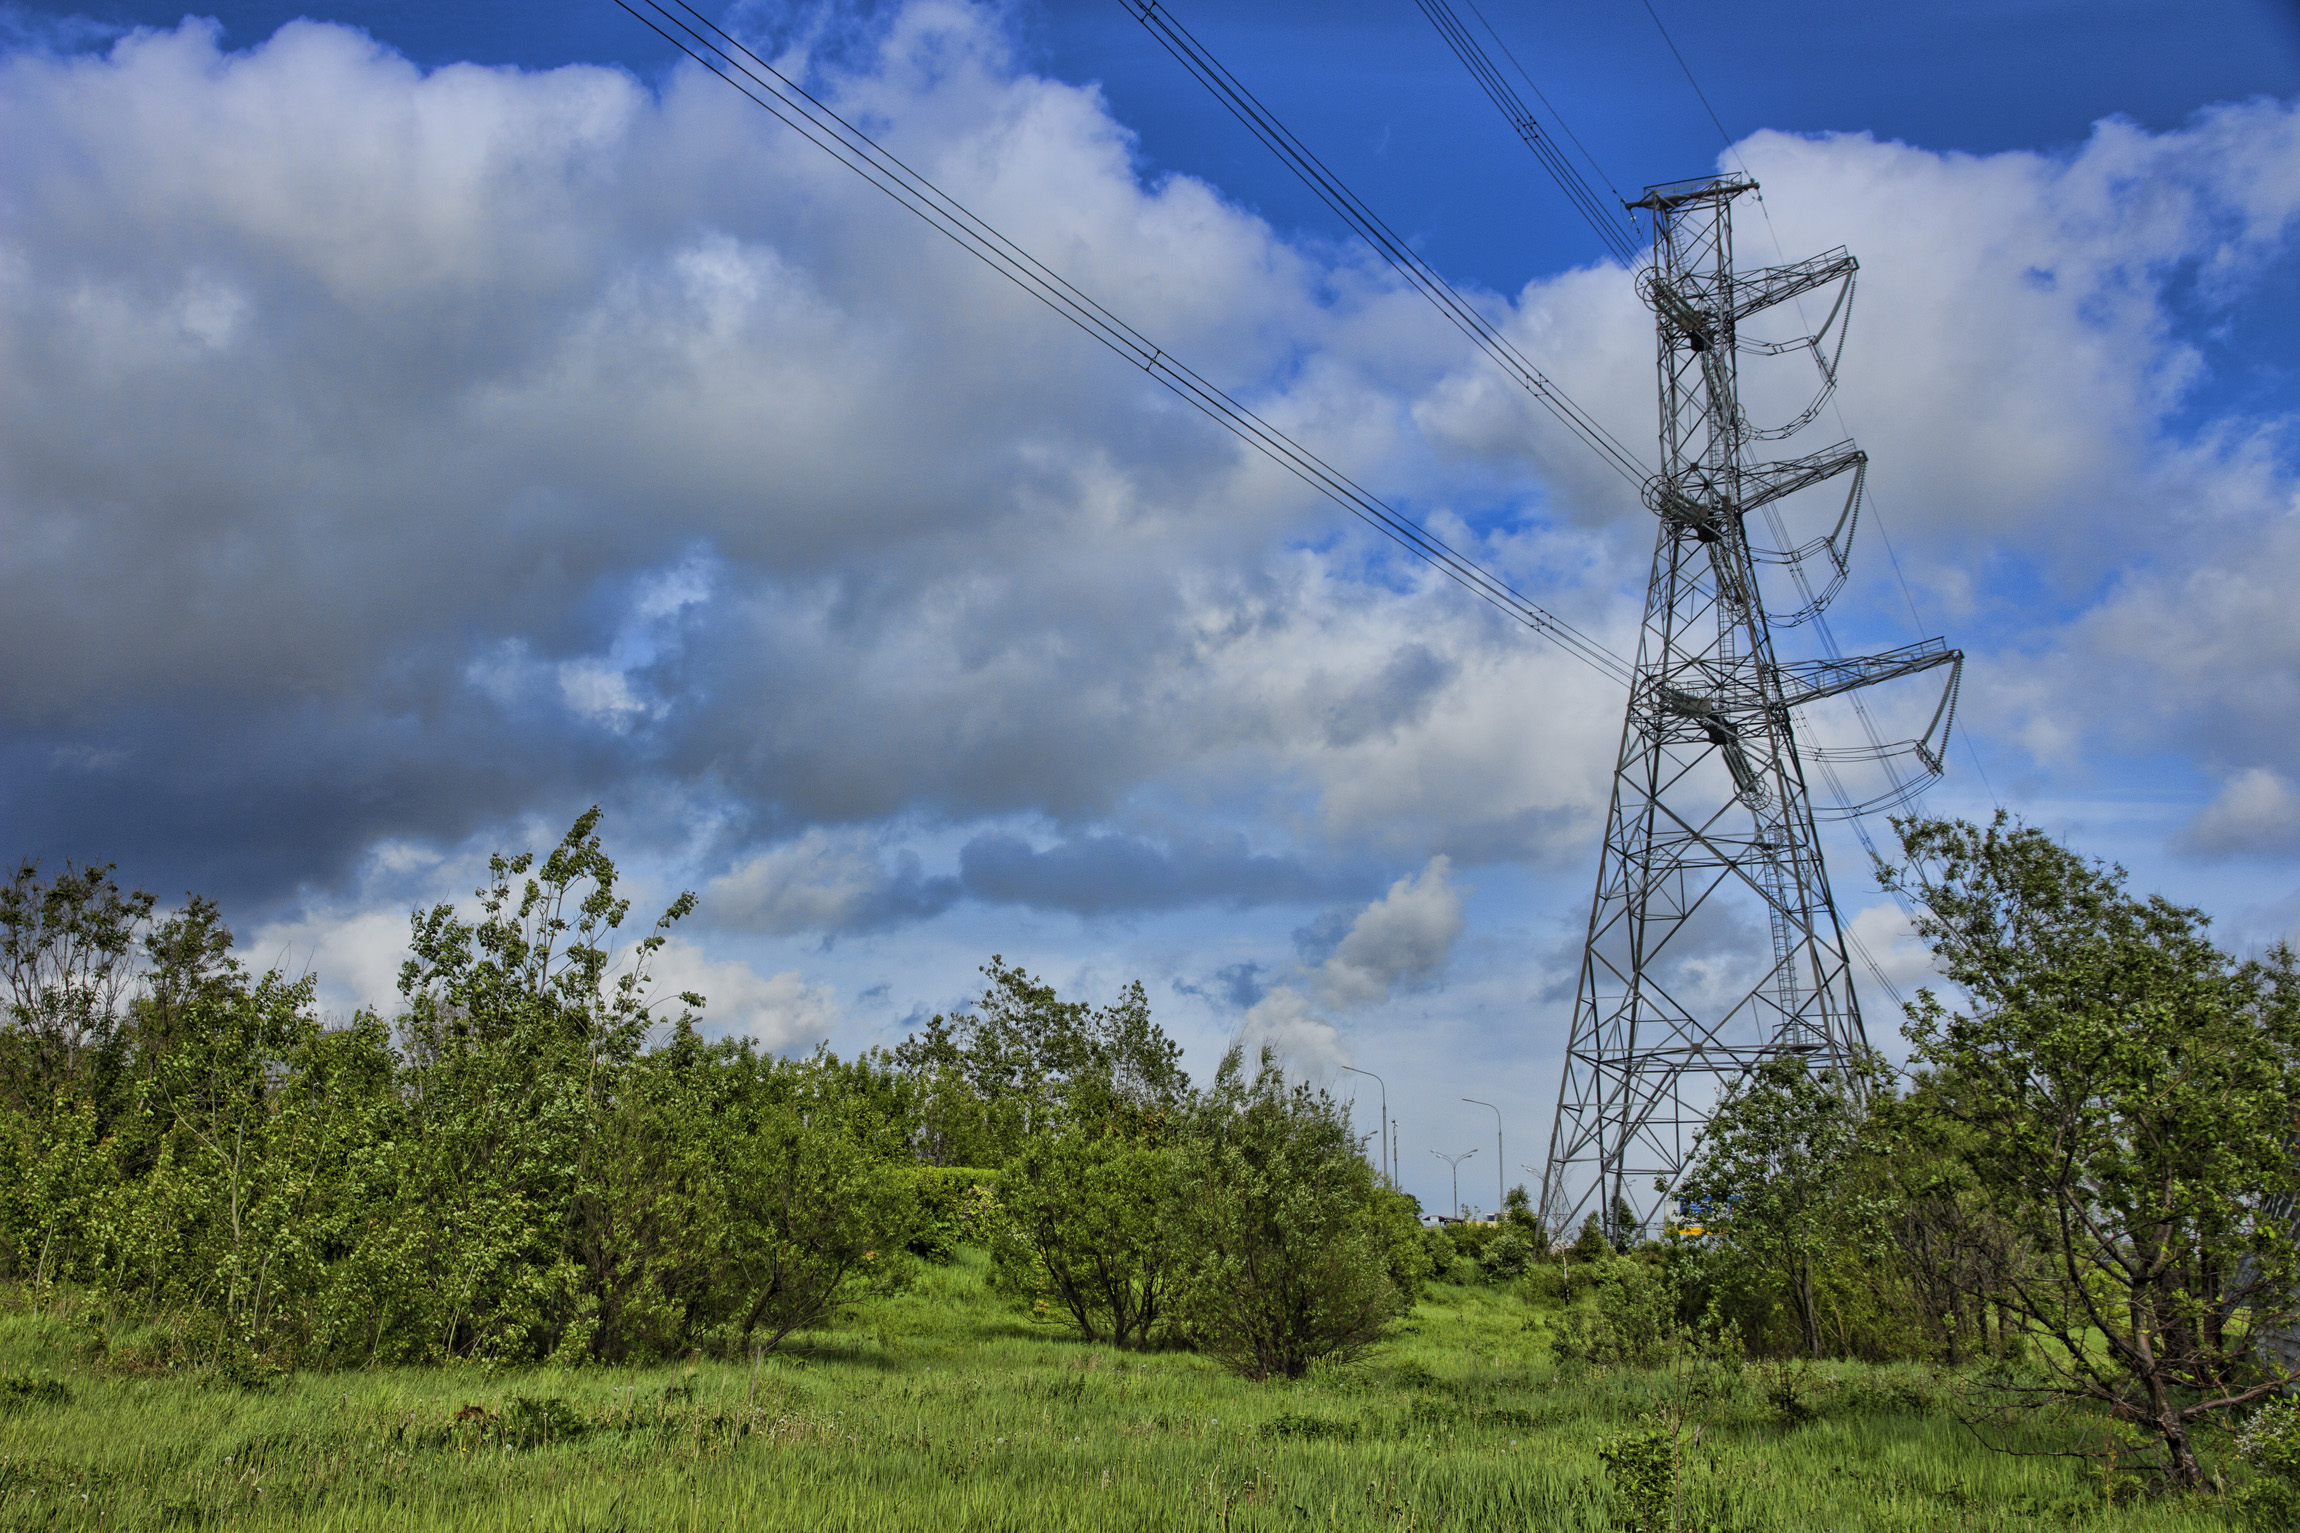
[1735,442,1864,516]
[1775,638,1961,709]
[1725,248,1857,324]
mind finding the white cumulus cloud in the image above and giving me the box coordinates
[1313,855,1467,1010]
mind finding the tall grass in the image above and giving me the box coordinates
[0,1253,2244,1530]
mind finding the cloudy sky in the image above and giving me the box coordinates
[4,0,2298,1214]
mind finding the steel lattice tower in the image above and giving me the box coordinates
[1539,176,1959,1241]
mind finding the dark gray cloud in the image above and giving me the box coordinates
[703,824,1377,933]
[0,10,1641,914]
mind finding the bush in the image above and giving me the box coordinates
[718,1058,922,1354]
[1168,1046,1416,1379]
[2235,1398,2300,1529]
[991,1128,1176,1347]
[503,1394,587,1448]
[1478,1225,1538,1281]
[0,1372,69,1411]
[1597,1423,1675,1533]
[909,1166,998,1262]
[1551,1257,1675,1369]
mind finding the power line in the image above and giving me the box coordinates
[1408,0,1641,264]
[1458,0,1627,208]
[1635,0,1738,158]
[1122,0,1651,485]
[613,0,1635,687]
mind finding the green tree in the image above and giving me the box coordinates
[969,967,1191,1345]
[1675,1051,1887,1358]
[994,1125,1177,1346]
[718,1049,920,1354]
[1168,1046,1420,1379]
[0,860,154,1117]
[1882,813,2300,1488]
[893,958,1184,1168]
[372,806,701,1362]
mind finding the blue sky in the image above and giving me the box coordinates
[2,0,2297,1214]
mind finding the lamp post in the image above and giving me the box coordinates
[1463,1098,1503,1217]
[1337,1065,1389,1188]
[1430,1148,1477,1221]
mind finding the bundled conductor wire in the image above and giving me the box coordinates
[614,0,1636,688]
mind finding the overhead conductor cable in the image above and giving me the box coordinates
[1409,0,1642,265]
[614,0,1634,688]
[1122,0,1650,487]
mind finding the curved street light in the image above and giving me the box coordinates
[1337,1065,1391,1188]
[1464,1098,1503,1216]
[1430,1148,1478,1221]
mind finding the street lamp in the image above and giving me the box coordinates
[1463,1098,1503,1216]
[1336,1065,1389,1188]
[1430,1148,1477,1221]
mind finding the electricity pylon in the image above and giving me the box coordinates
[1539,176,1960,1242]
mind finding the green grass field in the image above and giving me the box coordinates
[0,1253,2250,1531]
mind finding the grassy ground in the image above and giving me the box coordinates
[0,1252,2250,1531]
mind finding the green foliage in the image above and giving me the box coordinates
[502,1394,587,1448]
[1596,1423,1675,1532]
[909,1166,999,1262]
[890,959,1185,1170]
[1500,1184,1548,1249]
[961,963,1192,1347]
[718,1049,922,1355]
[1757,1358,1824,1427]
[1673,1049,1891,1359]
[1476,1224,1539,1281]
[1573,1211,1612,1262]
[0,811,927,1371]
[0,859,155,1114]
[1883,813,2300,1488]
[2235,1398,2300,1529]
[0,1371,69,1410]
[1551,1254,1677,1370]
[1167,1046,1416,1379]
[992,1126,1177,1346]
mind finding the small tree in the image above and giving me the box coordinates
[1169,1046,1417,1379]
[977,968,1190,1346]
[893,959,1184,1168]
[994,1126,1176,1346]
[1883,813,2300,1488]
[1674,1051,1887,1358]
[719,1051,918,1354]
[0,860,154,1112]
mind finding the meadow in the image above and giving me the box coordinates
[0,1250,2248,1532]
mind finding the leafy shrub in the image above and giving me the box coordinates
[720,1066,922,1354]
[1417,1225,1468,1282]
[1596,1424,1675,1533]
[1754,1359,1834,1426]
[1572,1212,1612,1262]
[1552,1258,1675,1368]
[503,1394,586,1447]
[991,1129,1176,1347]
[909,1166,999,1262]
[1263,1410,1360,1441]
[1499,1185,1548,1251]
[1168,1046,1417,1379]
[2235,1398,2300,1528]
[1478,1225,1538,1281]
